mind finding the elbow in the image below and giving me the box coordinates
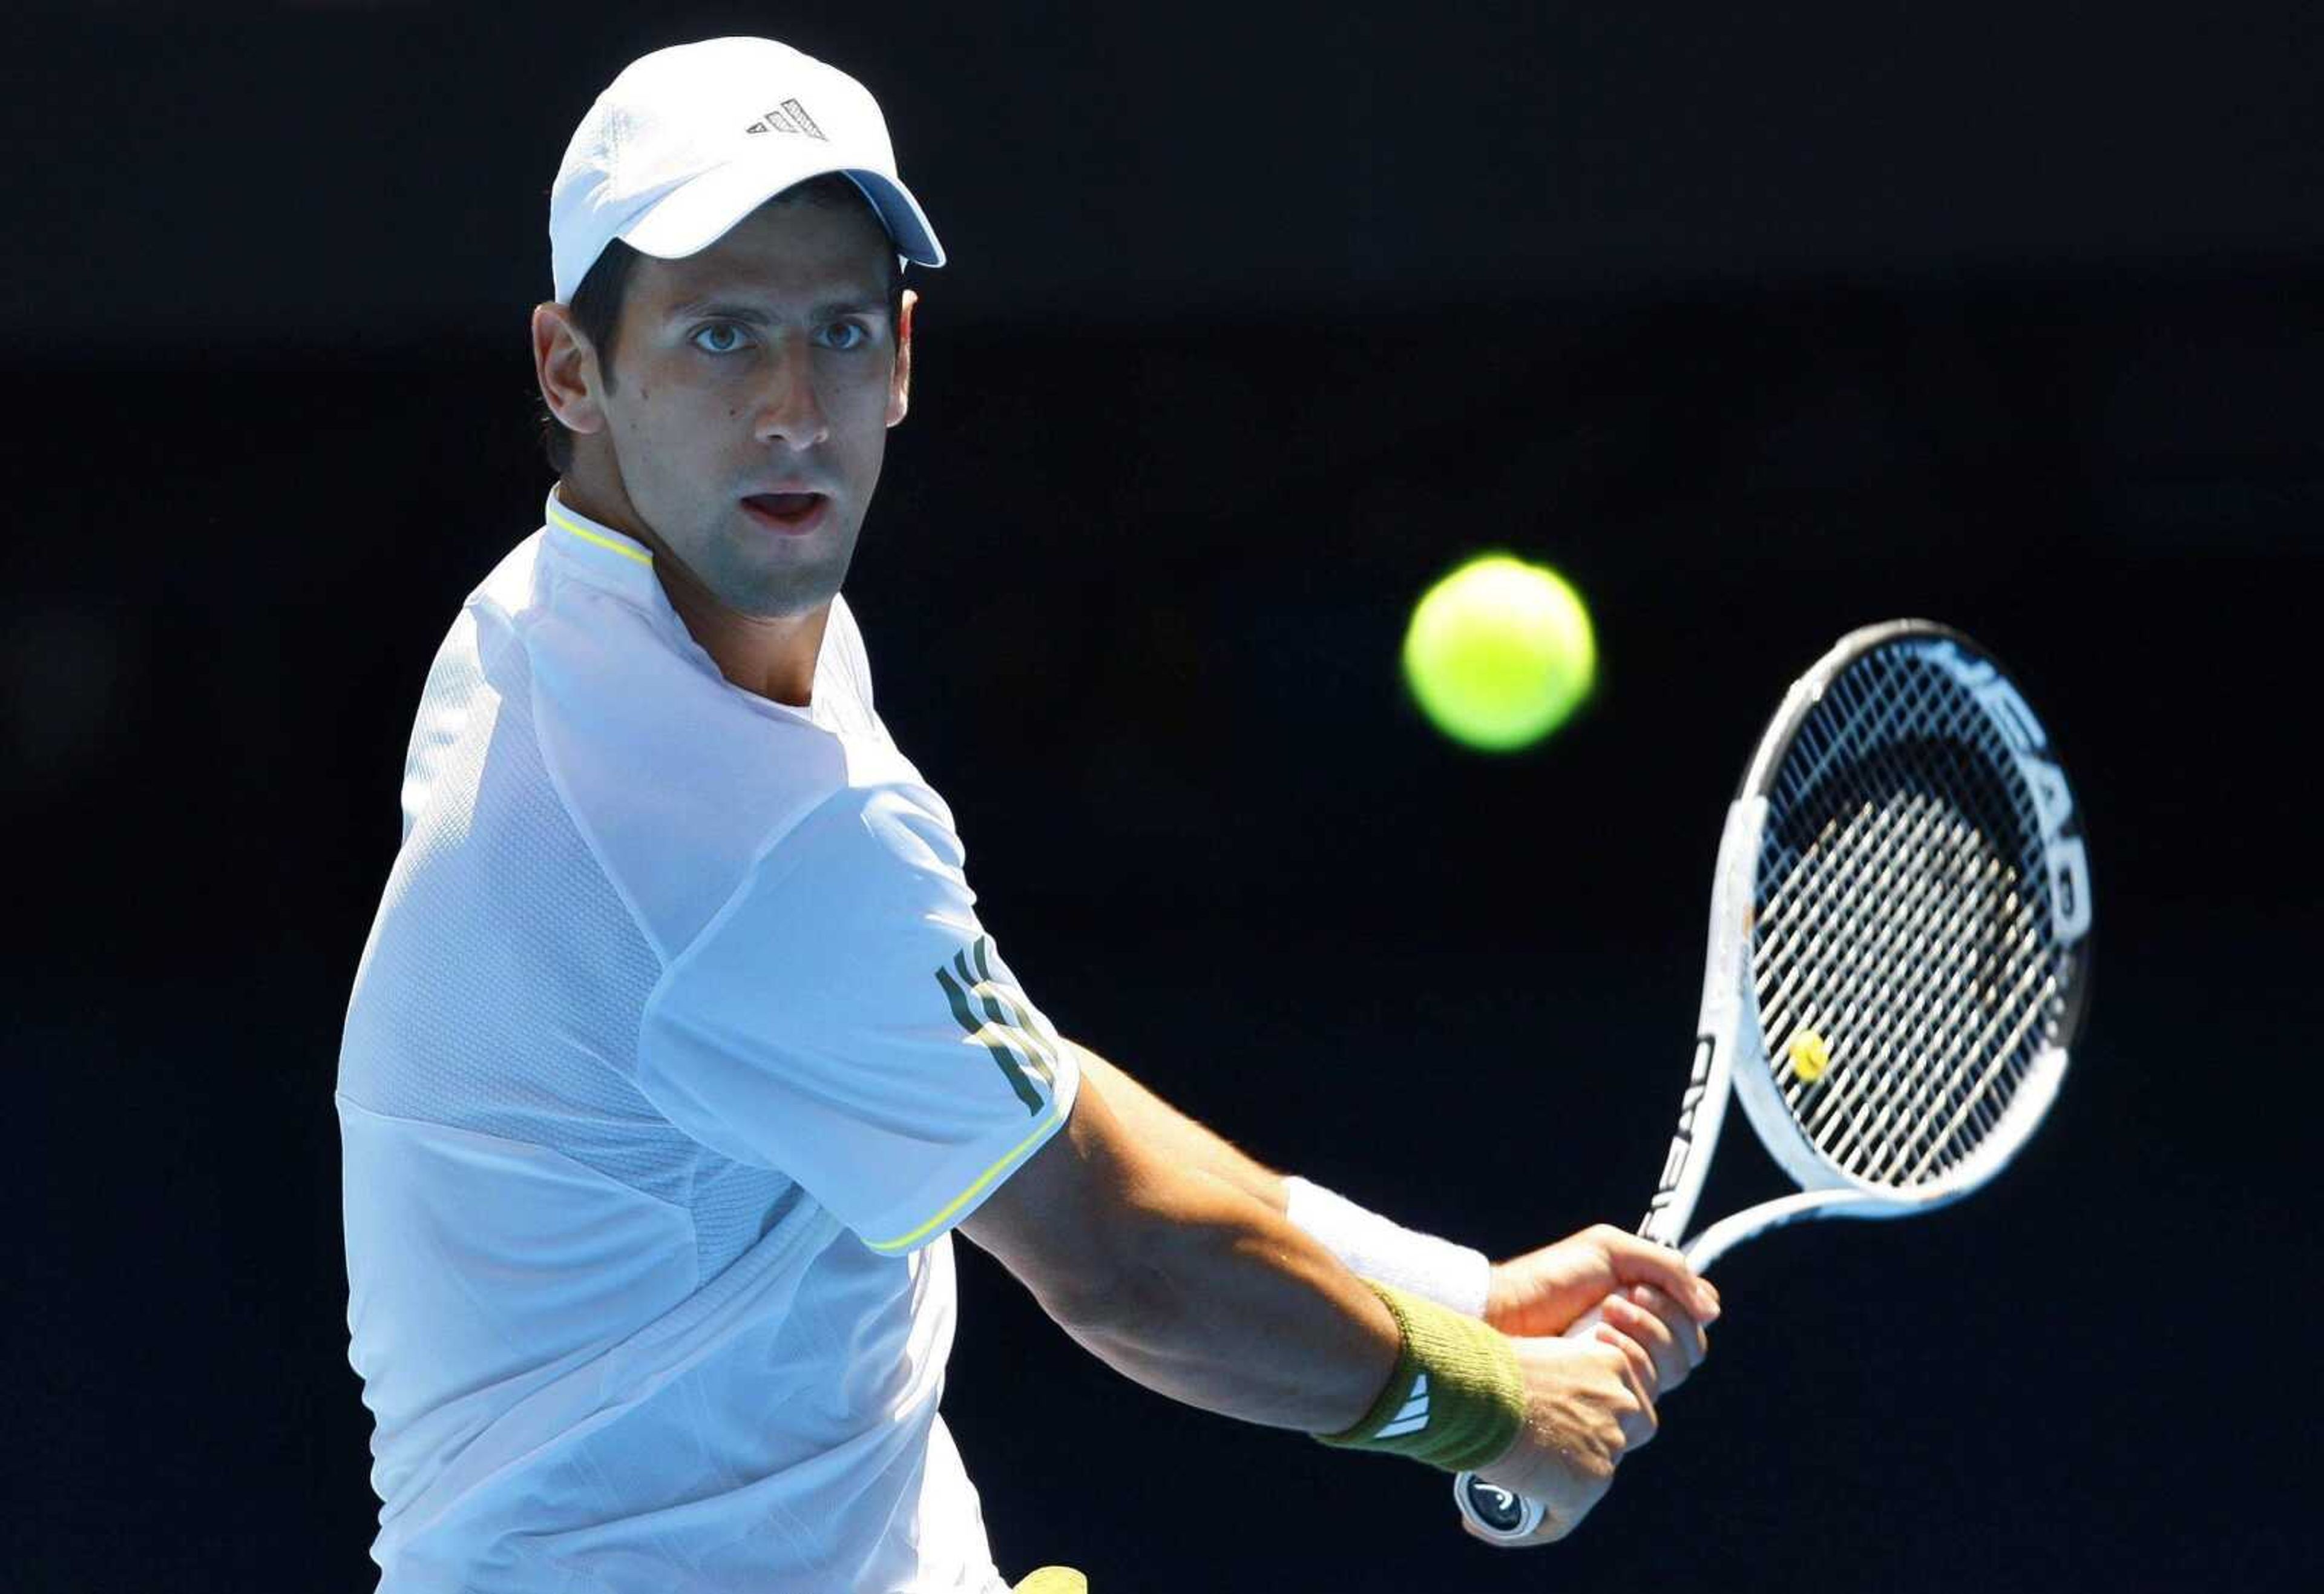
[962,1071,1262,1346]
[1039,1168,1257,1342]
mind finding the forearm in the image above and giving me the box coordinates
[965,1050,1512,1449]
[1055,1159,1399,1434]
[1068,1040,1287,1213]
[1072,1038,1489,1315]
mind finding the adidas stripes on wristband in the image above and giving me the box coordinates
[1313,1279,1526,1472]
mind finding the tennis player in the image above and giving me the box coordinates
[335,36,1717,1593]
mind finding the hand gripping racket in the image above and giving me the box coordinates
[1456,621,2094,1541]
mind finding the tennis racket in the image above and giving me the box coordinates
[1456,619,2094,1541]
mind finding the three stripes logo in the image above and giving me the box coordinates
[743,99,829,140]
[934,935,1059,1115]
[1379,1373,1431,1438]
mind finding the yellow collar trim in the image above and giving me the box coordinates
[547,503,653,567]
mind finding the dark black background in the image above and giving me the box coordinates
[5,2,2316,1590]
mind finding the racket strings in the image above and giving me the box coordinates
[1794,789,2032,1171]
[1783,800,2050,1183]
[1750,647,2068,1190]
[1758,793,2038,1182]
[1779,783,2043,1183]
[1770,668,2053,1181]
[1759,791,2012,1160]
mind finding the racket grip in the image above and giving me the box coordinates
[1454,1472,1543,1539]
[1451,1305,1607,1543]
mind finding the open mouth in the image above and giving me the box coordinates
[741,493,829,533]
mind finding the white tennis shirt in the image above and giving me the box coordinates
[337,489,1077,1592]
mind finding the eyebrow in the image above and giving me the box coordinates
[662,295,888,324]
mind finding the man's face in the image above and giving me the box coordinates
[586,196,911,620]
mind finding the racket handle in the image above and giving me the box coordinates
[1455,1472,1544,1539]
[1451,1304,1607,1542]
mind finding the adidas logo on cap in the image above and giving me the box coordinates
[744,99,827,140]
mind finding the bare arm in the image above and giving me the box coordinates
[959,1043,1712,1545]
[1066,1042,1491,1317]
[1049,1043,1716,1359]
[1066,1041,1288,1214]
[959,1056,1393,1431]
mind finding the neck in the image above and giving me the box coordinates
[662,571,831,708]
[554,475,829,708]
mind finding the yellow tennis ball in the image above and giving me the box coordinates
[1788,1029,1831,1082]
[1402,555,1597,752]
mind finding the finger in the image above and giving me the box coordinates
[1602,1289,1692,1396]
[1591,1326,1660,1449]
[1634,1283,1710,1364]
[1623,1283,1709,1377]
[1592,1321,1656,1399]
[1592,1228,1719,1319]
[1595,1230,1721,1321]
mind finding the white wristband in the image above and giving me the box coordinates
[1282,1176,1492,1319]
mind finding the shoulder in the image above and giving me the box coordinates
[476,527,551,620]
[736,776,970,942]
[491,543,847,962]
[654,768,974,1028]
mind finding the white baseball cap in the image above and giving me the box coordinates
[549,36,945,304]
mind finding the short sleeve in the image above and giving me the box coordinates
[635,780,1079,1254]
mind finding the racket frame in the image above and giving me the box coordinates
[1699,621,2087,1262]
[1455,619,2090,1540]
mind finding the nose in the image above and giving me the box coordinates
[753,338,831,449]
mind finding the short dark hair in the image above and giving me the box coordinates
[533,173,910,475]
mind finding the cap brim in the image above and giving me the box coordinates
[620,155,945,269]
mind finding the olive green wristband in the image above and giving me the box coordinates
[1313,1278,1526,1473]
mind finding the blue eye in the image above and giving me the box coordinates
[822,321,870,351]
[691,323,746,354]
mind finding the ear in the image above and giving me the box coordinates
[533,301,606,436]
[887,287,917,429]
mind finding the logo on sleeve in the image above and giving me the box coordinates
[934,935,1058,1115]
